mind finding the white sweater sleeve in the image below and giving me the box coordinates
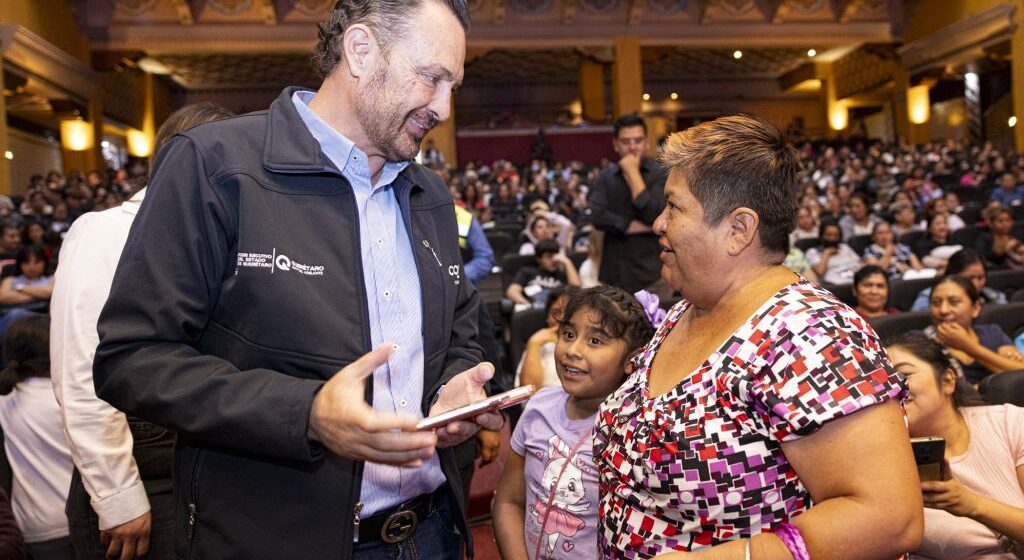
[50,211,150,530]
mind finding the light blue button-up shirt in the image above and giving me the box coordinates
[292,91,446,516]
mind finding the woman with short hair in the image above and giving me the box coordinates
[596,115,922,559]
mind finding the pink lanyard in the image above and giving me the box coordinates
[533,429,593,560]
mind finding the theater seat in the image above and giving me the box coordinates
[794,237,818,252]
[890,276,940,312]
[508,308,548,372]
[869,312,932,343]
[979,370,1024,407]
[978,302,1024,339]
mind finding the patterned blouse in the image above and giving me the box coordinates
[595,280,906,558]
[862,243,916,280]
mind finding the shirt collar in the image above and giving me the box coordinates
[291,90,409,189]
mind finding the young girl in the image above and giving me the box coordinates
[494,286,656,560]
[0,314,75,559]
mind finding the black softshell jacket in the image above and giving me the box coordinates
[93,87,483,560]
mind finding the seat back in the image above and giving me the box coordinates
[794,237,818,252]
[890,276,940,312]
[508,308,549,371]
[500,254,538,291]
[978,302,1024,338]
[868,312,932,343]
[980,370,1024,407]
[484,230,514,261]
[821,282,857,308]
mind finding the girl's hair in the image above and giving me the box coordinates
[544,285,575,320]
[16,244,49,272]
[886,333,984,409]
[0,313,51,395]
[933,274,979,305]
[558,285,656,360]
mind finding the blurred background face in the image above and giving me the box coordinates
[849,197,868,220]
[1,228,20,252]
[928,214,948,239]
[19,254,45,279]
[959,262,987,293]
[820,224,841,246]
[991,211,1013,235]
[887,346,952,436]
[797,207,814,230]
[855,272,888,313]
[929,281,979,330]
[614,125,647,159]
[531,218,552,240]
[872,223,894,246]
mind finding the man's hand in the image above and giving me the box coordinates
[309,344,437,467]
[619,153,642,178]
[477,429,502,465]
[429,363,502,448]
[100,511,151,560]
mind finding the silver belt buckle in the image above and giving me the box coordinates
[381,510,418,544]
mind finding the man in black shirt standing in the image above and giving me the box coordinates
[589,115,668,293]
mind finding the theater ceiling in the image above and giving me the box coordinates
[65,0,902,91]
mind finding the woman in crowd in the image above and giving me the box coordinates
[806,221,863,284]
[491,182,521,223]
[891,202,920,238]
[0,314,74,560]
[0,246,54,311]
[914,213,958,270]
[788,205,818,247]
[887,335,1024,559]
[596,116,922,559]
[518,215,555,255]
[926,275,1024,384]
[922,198,966,233]
[853,264,898,319]
[975,206,1024,270]
[863,221,925,280]
[912,249,1008,311]
[839,192,880,240]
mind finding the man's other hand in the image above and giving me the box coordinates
[309,344,437,467]
[429,363,503,448]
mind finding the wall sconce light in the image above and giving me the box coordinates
[60,117,94,151]
[127,128,153,158]
[907,85,930,125]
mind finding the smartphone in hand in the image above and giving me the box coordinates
[416,385,536,431]
[911,437,946,482]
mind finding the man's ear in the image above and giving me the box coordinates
[341,24,376,79]
[725,207,759,256]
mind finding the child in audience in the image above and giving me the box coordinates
[493,286,656,560]
[506,239,581,308]
[0,314,74,560]
[887,334,1024,559]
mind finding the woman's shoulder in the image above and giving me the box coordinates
[767,281,879,339]
[963,404,1024,437]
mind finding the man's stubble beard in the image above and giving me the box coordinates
[356,63,427,162]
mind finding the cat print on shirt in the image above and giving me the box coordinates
[531,435,590,558]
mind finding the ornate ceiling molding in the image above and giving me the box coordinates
[0,25,100,103]
[896,2,1015,74]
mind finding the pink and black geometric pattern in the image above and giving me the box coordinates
[595,280,906,558]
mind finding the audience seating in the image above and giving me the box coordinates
[890,276,940,311]
[484,230,514,260]
[898,230,926,247]
[848,234,872,256]
[978,302,1024,338]
[950,225,985,248]
[1013,206,1024,221]
[951,185,989,205]
[979,370,1024,407]
[868,312,932,342]
[956,205,982,226]
[793,237,818,252]
[822,282,856,308]
[986,269,1024,298]
[508,308,548,371]
[499,254,536,291]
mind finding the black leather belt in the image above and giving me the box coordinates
[357,488,441,544]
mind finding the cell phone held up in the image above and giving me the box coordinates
[415,385,537,431]
[911,436,946,482]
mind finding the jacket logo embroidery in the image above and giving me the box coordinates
[236,249,325,277]
[448,264,460,285]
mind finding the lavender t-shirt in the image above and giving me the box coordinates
[511,386,599,560]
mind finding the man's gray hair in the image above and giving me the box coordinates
[313,0,471,79]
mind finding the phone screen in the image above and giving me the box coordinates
[911,437,945,482]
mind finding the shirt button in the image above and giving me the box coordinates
[400,398,408,407]
[383,290,391,298]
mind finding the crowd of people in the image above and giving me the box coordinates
[0,2,1022,559]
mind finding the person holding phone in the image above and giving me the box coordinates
[91,2,499,559]
[887,334,1024,559]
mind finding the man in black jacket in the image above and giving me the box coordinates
[589,115,668,293]
[92,2,500,559]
